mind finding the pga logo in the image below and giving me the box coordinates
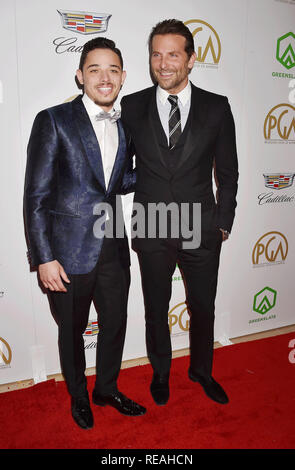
[289,79,295,104]
[288,338,295,363]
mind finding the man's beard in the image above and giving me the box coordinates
[94,98,116,108]
[151,66,191,91]
[93,85,122,109]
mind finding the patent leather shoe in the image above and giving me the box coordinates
[150,374,169,405]
[71,395,94,430]
[92,390,146,416]
[188,369,229,404]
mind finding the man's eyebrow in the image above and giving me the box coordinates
[87,63,121,69]
[152,50,179,54]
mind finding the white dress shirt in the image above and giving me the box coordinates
[82,92,118,189]
[156,80,192,144]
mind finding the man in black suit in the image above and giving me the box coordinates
[24,37,145,430]
[121,20,238,406]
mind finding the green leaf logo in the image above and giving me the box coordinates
[253,287,277,315]
[276,32,295,70]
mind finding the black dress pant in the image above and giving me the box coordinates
[48,237,130,398]
[137,234,222,379]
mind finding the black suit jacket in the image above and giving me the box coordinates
[121,82,238,251]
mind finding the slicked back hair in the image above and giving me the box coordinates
[148,19,195,58]
[79,37,123,71]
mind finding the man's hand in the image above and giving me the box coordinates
[219,229,229,242]
[38,260,70,292]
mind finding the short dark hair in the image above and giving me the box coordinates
[148,19,195,58]
[79,37,123,70]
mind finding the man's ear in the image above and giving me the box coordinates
[121,70,127,87]
[76,69,84,86]
[188,52,196,70]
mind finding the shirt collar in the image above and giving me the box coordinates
[82,92,114,117]
[157,80,191,107]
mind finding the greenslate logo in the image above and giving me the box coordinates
[253,287,277,315]
[276,32,295,70]
[172,263,182,282]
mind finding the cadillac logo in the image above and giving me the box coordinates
[263,173,295,189]
[57,10,111,35]
[83,320,99,336]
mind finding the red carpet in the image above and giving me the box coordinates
[0,332,295,450]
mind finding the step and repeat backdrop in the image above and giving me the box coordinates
[1,0,295,384]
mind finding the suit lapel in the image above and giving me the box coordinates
[72,95,106,192]
[149,89,168,148]
[106,119,126,194]
[173,84,205,172]
[147,87,172,174]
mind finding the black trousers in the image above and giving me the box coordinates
[48,238,130,398]
[137,235,222,379]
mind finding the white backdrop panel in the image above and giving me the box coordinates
[0,0,294,384]
[0,0,37,383]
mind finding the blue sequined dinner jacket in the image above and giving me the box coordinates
[24,95,135,274]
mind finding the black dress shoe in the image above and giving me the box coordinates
[71,396,94,429]
[92,390,146,416]
[150,374,169,406]
[188,369,229,404]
